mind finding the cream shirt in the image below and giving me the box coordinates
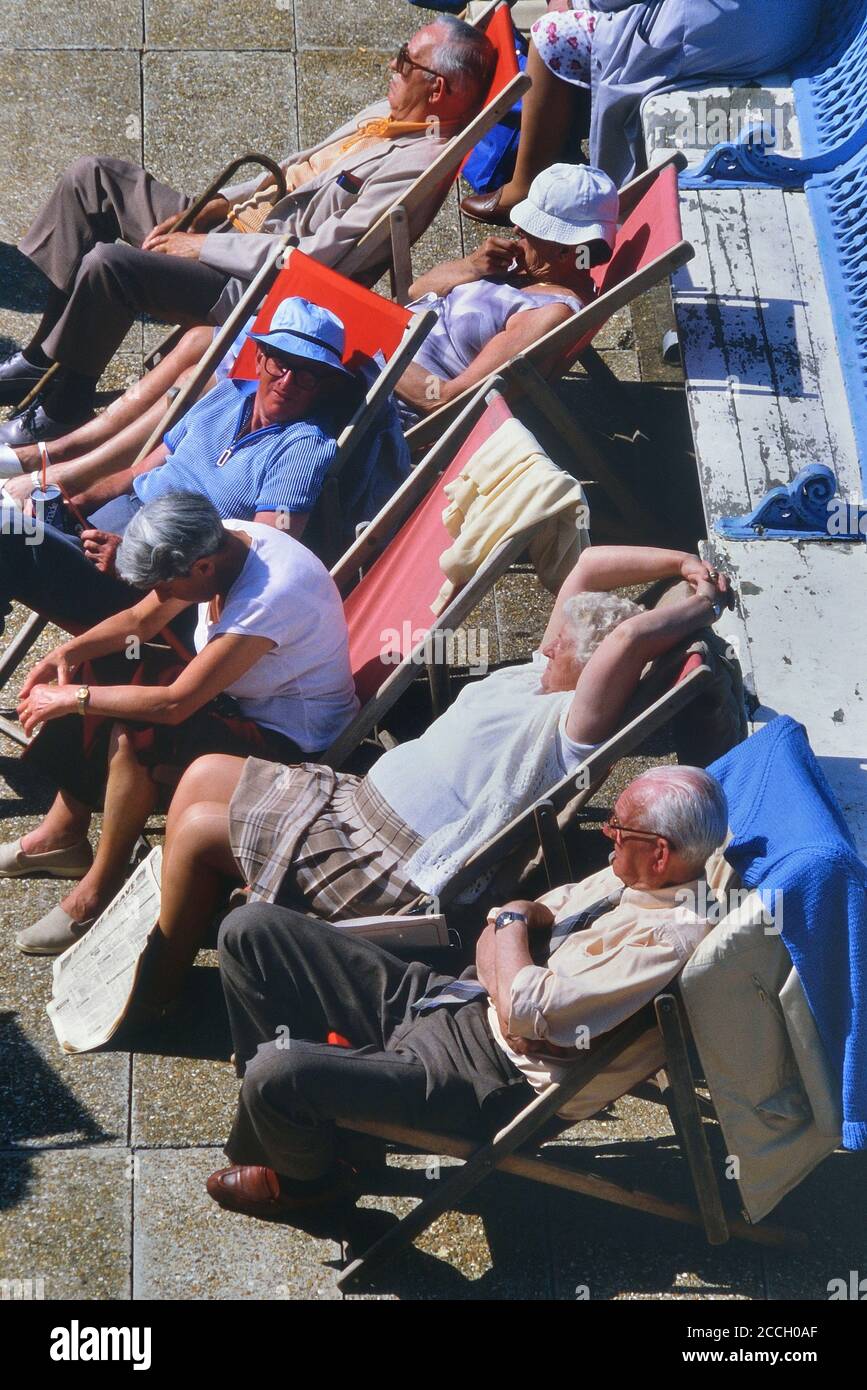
[487,864,715,1121]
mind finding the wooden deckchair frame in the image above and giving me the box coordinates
[336,980,805,1291]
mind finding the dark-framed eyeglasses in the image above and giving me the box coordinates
[261,348,327,390]
[394,42,450,92]
[602,815,669,845]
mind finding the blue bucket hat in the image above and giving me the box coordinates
[249,296,353,378]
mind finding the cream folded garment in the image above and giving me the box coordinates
[432,415,590,616]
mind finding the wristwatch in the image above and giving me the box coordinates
[494,910,528,931]
[76,686,90,717]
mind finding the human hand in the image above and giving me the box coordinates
[18,649,77,700]
[17,682,77,737]
[1,473,35,511]
[467,236,520,278]
[546,0,572,12]
[143,231,207,260]
[680,555,732,604]
[485,899,551,931]
[80,529,121,575]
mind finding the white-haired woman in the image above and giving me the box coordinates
[120,544,730,1013]
[6,492,358,955]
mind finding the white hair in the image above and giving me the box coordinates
[428,16,497,97]
[560,591,642,665]
[626,766,729,872]
[116,492,225,589]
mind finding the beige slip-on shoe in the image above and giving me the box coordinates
[16,905,96,957]
[0,837,93,880]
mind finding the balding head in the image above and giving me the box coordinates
[624,766,728,876]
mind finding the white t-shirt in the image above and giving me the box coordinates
[192,521,358,750]
[367,652,594,839]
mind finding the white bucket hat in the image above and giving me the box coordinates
[511,163,619,249]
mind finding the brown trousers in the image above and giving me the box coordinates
[19,155,228,376]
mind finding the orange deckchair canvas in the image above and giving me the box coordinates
[460,3,521,175]
[230,248,412,378]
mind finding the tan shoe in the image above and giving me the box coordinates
[0,837,93,880]
[16,905,96,956]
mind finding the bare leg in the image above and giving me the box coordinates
[13,326,212,471]
[495,44,579,208]
[60,725,160,922]
[143,754,249,1002]
[19,790,92,854]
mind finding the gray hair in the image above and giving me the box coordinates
[428,16,497,98]
[560,591,642,665]
[116,492,226,589]
[627,766,729,872]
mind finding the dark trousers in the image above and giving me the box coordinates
[19,156,228,377]
[218,906,531,1182]
[0,507,139,636]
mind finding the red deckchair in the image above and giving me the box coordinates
[324,383,584,766]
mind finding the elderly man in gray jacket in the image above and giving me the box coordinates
[0,17,494,447]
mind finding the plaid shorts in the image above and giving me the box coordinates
[228,759,424,920]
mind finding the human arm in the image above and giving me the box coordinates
[563,578,722,745]
[475,898,556,1035]
[408,237,519,300]
[255,510,309,539]
[395,300,576,415]
[17,629,275,737]
[541,545,729,648]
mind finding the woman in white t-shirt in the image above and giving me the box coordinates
[111,544,730,1016]
[7,492,359,956]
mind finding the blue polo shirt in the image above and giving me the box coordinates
[133,378,338,517]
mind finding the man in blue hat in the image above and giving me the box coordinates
[0,298,357,640]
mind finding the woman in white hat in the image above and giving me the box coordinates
[394,162,618,420]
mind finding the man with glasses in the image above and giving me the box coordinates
[1,18,496,446]
[0,299,355,640]
[206,762,729,1218]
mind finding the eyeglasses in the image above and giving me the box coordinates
[601,815,669,845]
[261,349,326,390]
[393,42,450,92]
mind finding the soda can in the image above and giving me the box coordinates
[30,484,65,531]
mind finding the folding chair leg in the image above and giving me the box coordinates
[425,656,451,719]
[533,798,572,890]
[654,993,730,1246]
[0,612,48,692]
[338,1006,653,1290]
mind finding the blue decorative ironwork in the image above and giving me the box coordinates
[715,465,864,540]
[679,124,867,190]
[807,140,867,491]
[792,0,867,160]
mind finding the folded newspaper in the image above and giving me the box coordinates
[47,847,163,1054]
[48,846,449,1053]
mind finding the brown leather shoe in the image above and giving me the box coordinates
[460,187,514,227]
[206,1163,357,1219]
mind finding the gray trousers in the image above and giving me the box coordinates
[218,906,530,1181]
[19,156,229,377]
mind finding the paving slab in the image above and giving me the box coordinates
[0,51,143,244]
[130,955,238,1148]
[296,0,420,51]
[345,1153,552,1299]
[297,48,390,149]
[133,1147,343,1299]
[0,0,142,49]
[143,51,298,195]
[0,890,129,1150]
[0,1147,132,1299]
[145,0,295,51]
